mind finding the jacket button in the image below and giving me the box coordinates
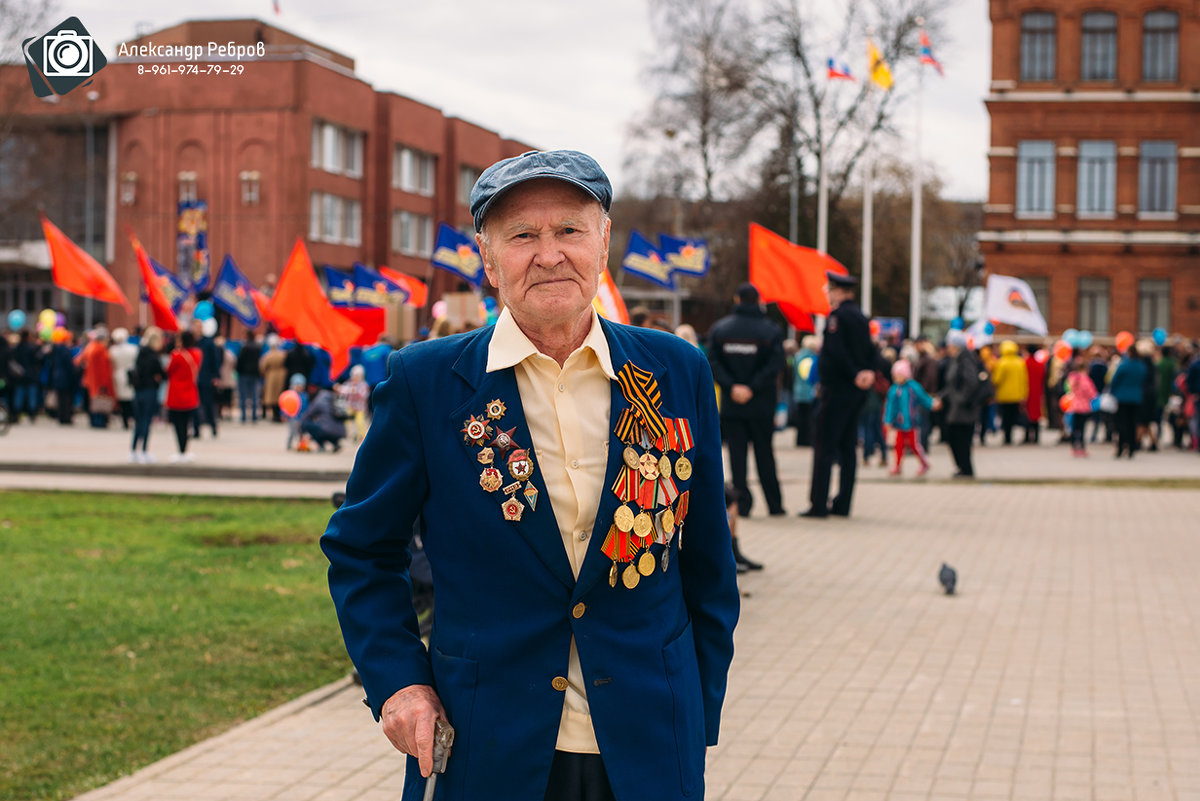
[552,676,569,692]
[572,603,586,619]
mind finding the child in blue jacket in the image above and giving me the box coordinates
[883,359,939,476]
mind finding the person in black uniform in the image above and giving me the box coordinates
[800,272,876,518]
[708,283,787,519]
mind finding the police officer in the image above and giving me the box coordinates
[800,272,875,518]
[707,283,787,519]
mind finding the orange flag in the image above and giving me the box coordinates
[271,239,362,377]
[748,223,848,331]
[593,268,630,324]
[378,267,428,308]
[42,214,132,312]
[128,231,180,332]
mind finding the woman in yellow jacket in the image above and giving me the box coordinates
[991,340,1030,444]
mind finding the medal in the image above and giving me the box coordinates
[637,550,656,577]
[490,426,518,455]
[479,468,503,492]
[658,454,672,479]
[462,415,493,446]
[661,544,671,572]
[523,484,539,511]
[501,481,521,496]
[485,399,507,420]
[501,496,525,521]
[622,446,640,470]
[622,562,640,589]
[507,448,534,481]
[674,456,693,481]
[609,562,619,587]
[477,447,495,465]
[613,504,635,533]
[633,512,653,539]
[661,507,675,534]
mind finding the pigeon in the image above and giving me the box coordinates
[939,563,957,595]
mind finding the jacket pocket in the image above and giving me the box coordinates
[429,645,478,801]
[662,622,704,797]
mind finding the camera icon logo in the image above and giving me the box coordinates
[23,17,108,97]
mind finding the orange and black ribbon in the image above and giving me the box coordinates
[615,362,668,445]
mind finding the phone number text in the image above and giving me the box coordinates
[137,64,246,76]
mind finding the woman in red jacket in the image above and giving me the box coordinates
[165,330,201,463]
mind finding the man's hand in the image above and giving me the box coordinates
[853,370,875,391]
[380,684,447,777]
[932,397,944,411]
[730,384,754,404]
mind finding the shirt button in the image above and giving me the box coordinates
[572,602,586,619]
[577,530,589,541]
[552,676,569,692]
[558,383,566,392]
[570,459,579,469]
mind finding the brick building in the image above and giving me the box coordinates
[980,0,1200,337]
[0,18,532,331]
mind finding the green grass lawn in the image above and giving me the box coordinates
[0,490,351,801]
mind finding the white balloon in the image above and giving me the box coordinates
[202,318,218,337]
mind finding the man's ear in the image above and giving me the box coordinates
[477,233,499,289]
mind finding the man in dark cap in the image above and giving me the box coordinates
[800,272,875,518]
[322,150,739,801]
[707,282,787,523]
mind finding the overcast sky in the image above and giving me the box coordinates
[64,0,992,201]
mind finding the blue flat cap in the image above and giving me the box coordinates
[470,150,613,232]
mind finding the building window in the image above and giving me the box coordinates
[1023,276,1049,320]
[1143,11,1178,82]
[458,165,482,205]
[1020,12,1056,81]
[394,147,436,196]
[1016,141,1055,217]
[1081,12,1116,81]
[343,199,362,246]
[309,191,361,245]
[1078,278,1110,334]
[1138,279,1170,333]
[1077,141,1116,216]
[393,210,434,257]
[1139,141,1176,214]
[177,171,198,203]
[312,120,364,178]
[343,133,364,179]
[309,193,321,240]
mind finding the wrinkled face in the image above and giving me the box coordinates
[478,179,610,333]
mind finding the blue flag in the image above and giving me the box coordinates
[352,262,410,307]
[211,254,262,328]
[430,223,484,286]
[323,266,358,308]
[621,230,673,288]
[659,234,710,278]
[140,256,189,314]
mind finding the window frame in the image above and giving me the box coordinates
[1076,140,1116,218]
[1137,278,1170,333]
[1143,11,1179,82]
[1016,140,1056,218]
[1077,277,1110,335]
[1080,11,1117,81]
[1020,11,1057,82]
[1138,141,1177,216]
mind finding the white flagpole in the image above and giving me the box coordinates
[909,27,926,339]
[862,132,873,316]
[817,100,829,255]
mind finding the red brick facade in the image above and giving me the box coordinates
[982,0,1200,337]
[0,19,532,330]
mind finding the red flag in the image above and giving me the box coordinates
[42,214,132,312]
[378,267,428,308]
[128,230,180,332]
[271,239,362,377]
[250,288,274,326]
[592,267,630,324]
[748,223,848,331]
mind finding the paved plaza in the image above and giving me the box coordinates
[2,416,1199,800]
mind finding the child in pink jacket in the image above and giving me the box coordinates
[1065,360,1099,456]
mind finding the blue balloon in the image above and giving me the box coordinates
[7,309,26,330]
[1077,330,1094,349]
[983,321,995,336]
[483,296,497,311]
[950,317,964,330]
[194,300,214,321]
[1153,327,1167,346]
[1063,328,1080,347]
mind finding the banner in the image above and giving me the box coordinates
[353,263,410,307]
[659,234,710,278]
[324,266,358,308]
[139,253,188,314]
[983,274,1048,336]
[748,222,848,331]
[621,230,672,288]
[176,200,210,293]
[129,230,179,331]
[271,240,362,378]
[379,267,429,308]
[430,223,484,286]
[211,254,262,328]
[42,213,132,311]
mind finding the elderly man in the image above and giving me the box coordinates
[322,150,739,801]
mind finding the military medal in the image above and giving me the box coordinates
[490,427,518,455]
[507,449,534,481]
[622,446,640,470]
[613,504,635,533]
[637,550,656,576]
[462,415,493,446]
[658,454,672,479]
[485,399,507,420]
[633,512,653,539]
[622,562,640,589]
[502,481,521,496]
[501,496,525,521]
[479,468,503,492]
[661,507,675,535]
[674,456,693,481]
[478,447,495,464]
[609,562,619,587]
[523,484,539,511]
[661,544,671,572]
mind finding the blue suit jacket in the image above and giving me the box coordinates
[322,319,739,801]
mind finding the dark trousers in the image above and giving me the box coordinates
[722,414,783,515]
[946,422,975,476]
[998,402,1021,444]
[793,401,813,446]
[131,388,158,452]
[194,383,218,437]
[237,375,261,422]
[543,751,615,801]
[1070,412,1090,451]
[810,391,866,515]
[1115,402,1139,456]
[118,398,134,429]
[168,409,192,453]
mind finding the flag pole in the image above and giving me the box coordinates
[862,95,874,317]
[909,21,926,339]
[817,108,829,255]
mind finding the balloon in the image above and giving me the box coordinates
[982,322,995,336]
[1053,340,1073,362]
[39,327,53,342]
[194,300,214,321]
[56,312,66,327]
[51,327,69,344]
[1060,394,1073,413]
[7,309,26,330]
[1152,327,1167,346]
[950,317,964,330]
[201,317,218,337]
[1063,328,1079,347]
[39,308,56,327]
[869,319,881,337]
[1115,331,1134,354]
[431,299,447,320]
[1077,330,1093,349]
[1033,349,1049,364]
[278,389,302,418]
